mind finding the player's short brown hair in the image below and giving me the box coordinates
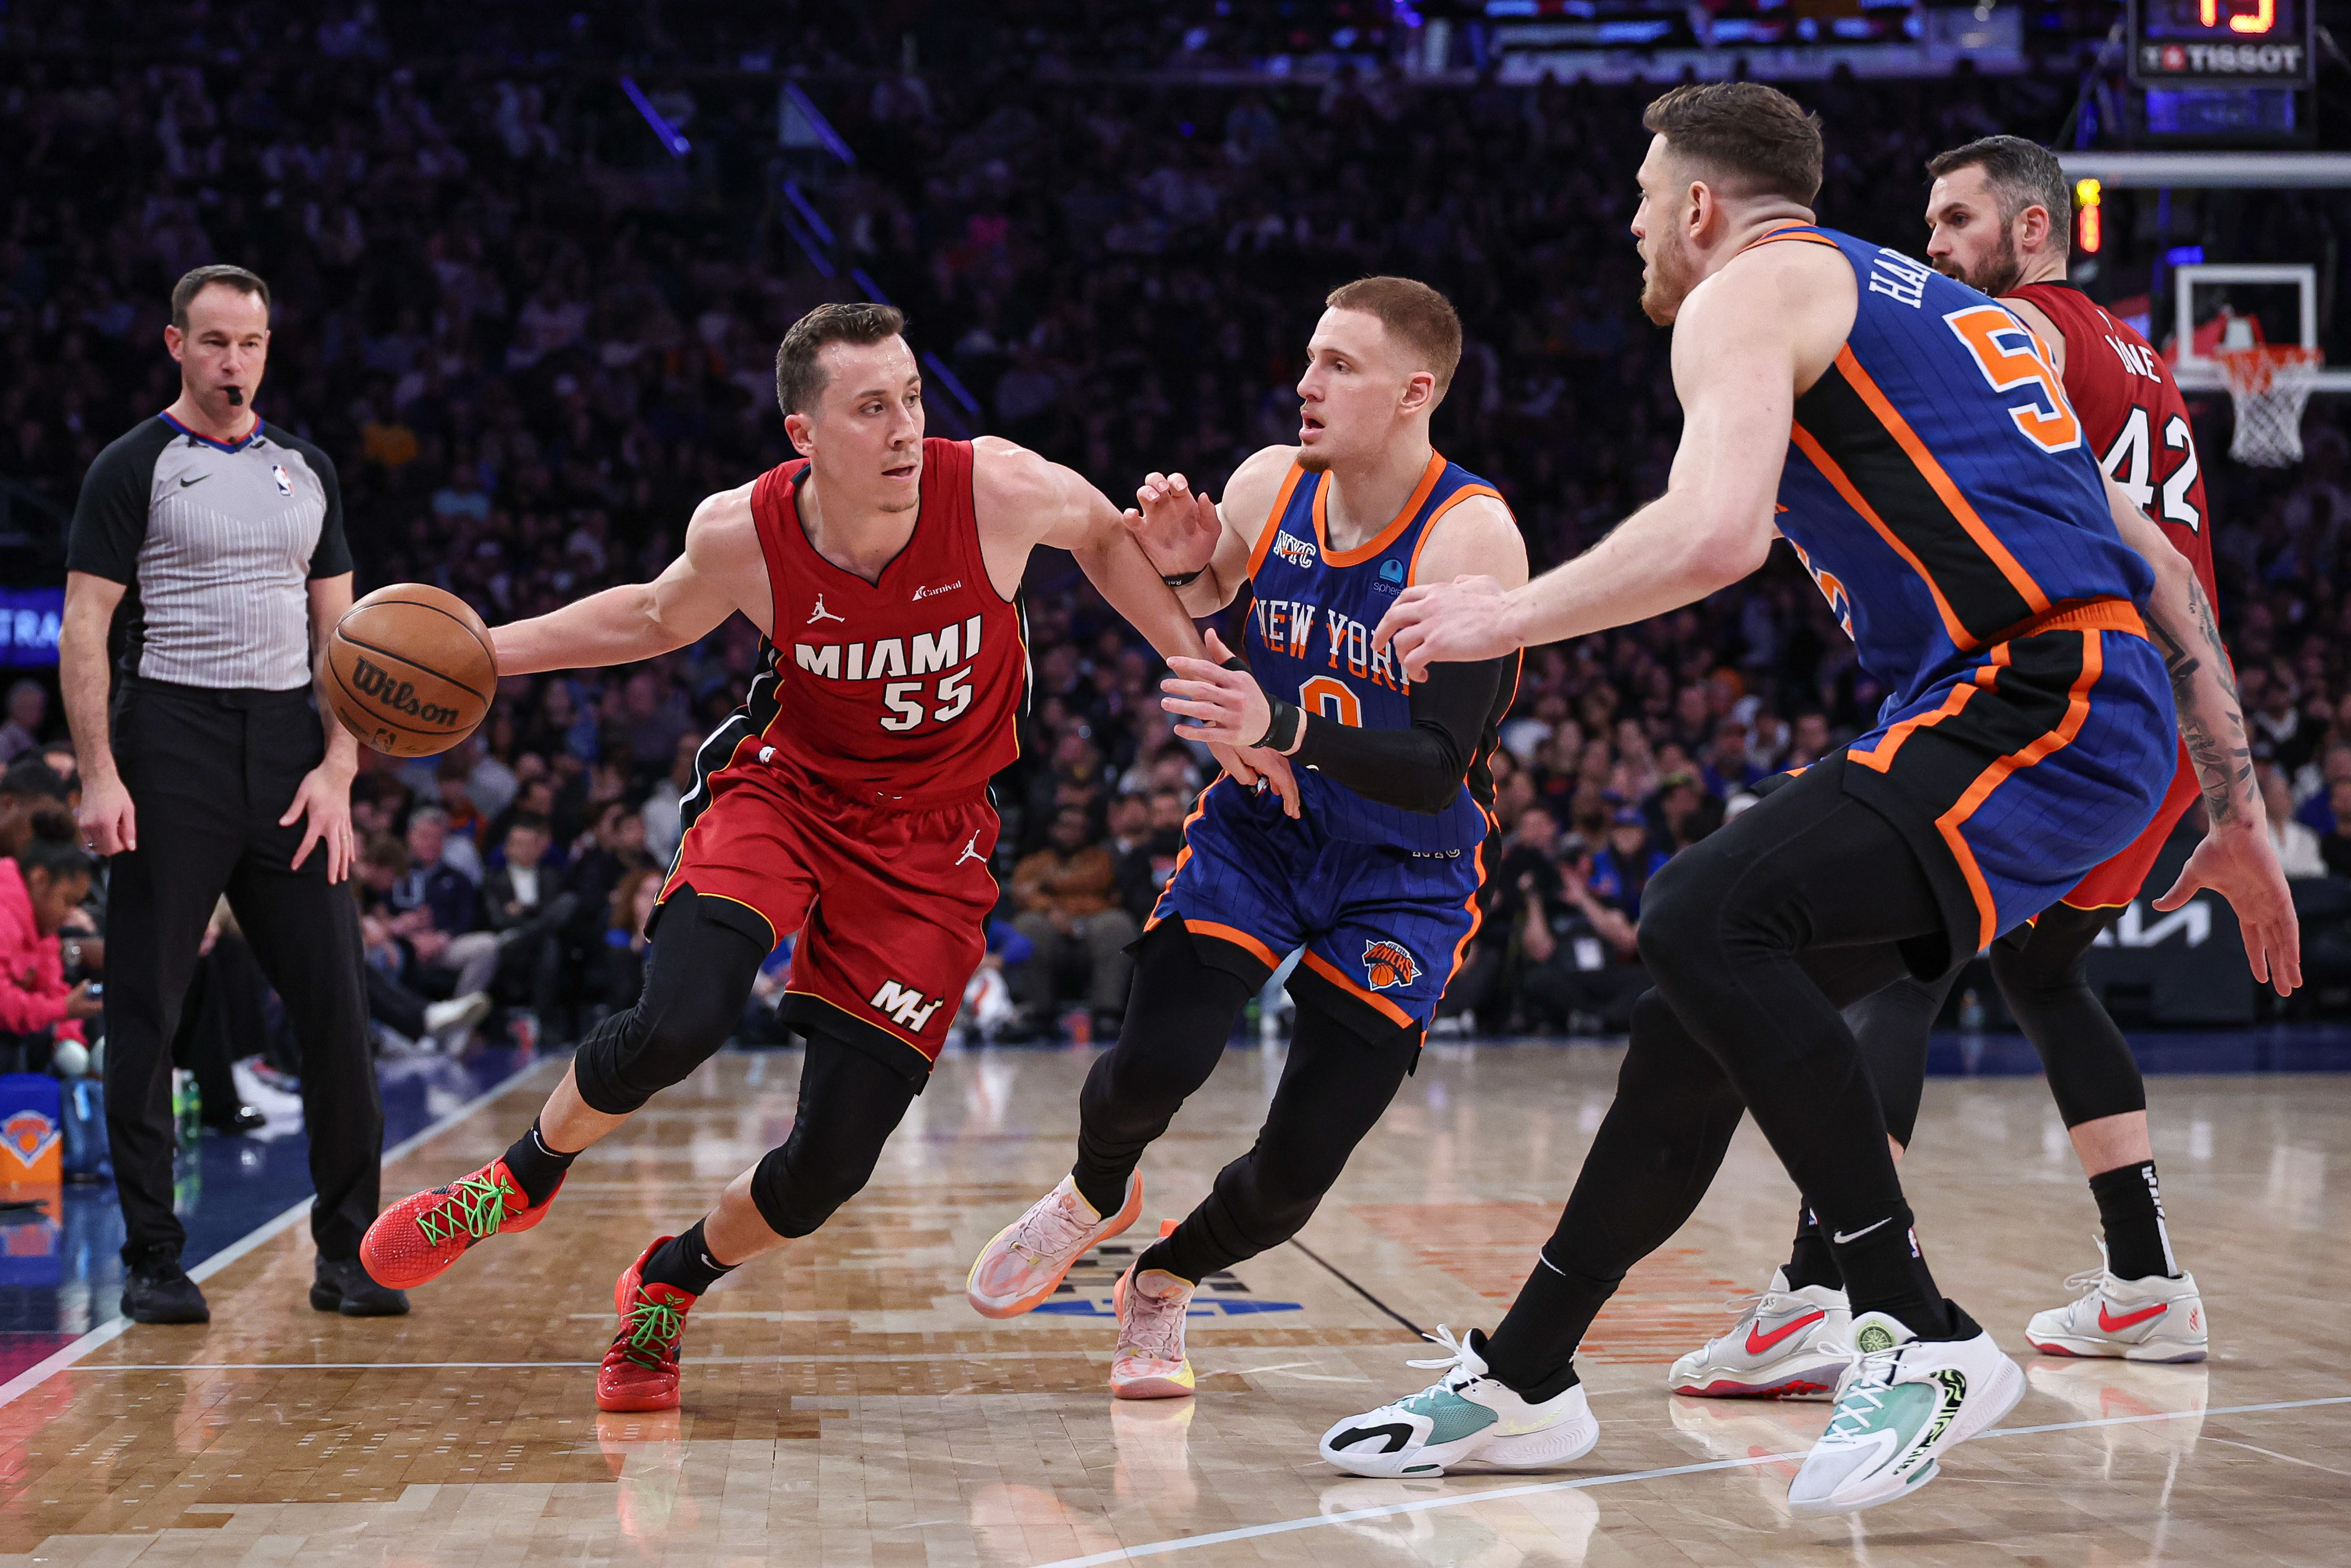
[775,301,908,417]
[170,264,271,330]
[1324,276,1463,400]
[1927,135,2073,259]
[1641,83,1823,206]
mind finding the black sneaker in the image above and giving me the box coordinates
[120,1243,210,1324]
[202,1104,267,1136]
[312,1254,411,1316]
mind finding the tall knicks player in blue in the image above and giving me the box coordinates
[1330,85,2297,1514]
[965,278,1529,1394]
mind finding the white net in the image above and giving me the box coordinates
[2217,345,2323,467]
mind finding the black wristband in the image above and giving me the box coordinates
[1162,568,1204,587]
[1256,696,1303,753]
[1221,656,1250,672]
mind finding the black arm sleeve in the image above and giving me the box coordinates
[65,420,169,583]
[1289,656,1507,814]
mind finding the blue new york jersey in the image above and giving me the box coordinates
[1146,449,1517,1033]
[1244,452,1508,852]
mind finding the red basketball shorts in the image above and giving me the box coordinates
[657,756,998,1074]
[2060,742,2198,912]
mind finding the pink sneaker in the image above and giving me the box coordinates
[1110,1264,1196,1400]
[966,1173,1142,1319]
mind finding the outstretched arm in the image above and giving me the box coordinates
[2107,478,2300,992]
[1123,445,1296,616]
[1372,266,1797,680]
[976,438,1299,815]
[491,484,759,674]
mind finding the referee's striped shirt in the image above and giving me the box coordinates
[66,413,351,692]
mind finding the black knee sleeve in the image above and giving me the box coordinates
[1991,903,2146,1127]
[747,1029,918,1238]
[572,888,768,1115]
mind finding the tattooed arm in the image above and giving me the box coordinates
[2105,478,2300,993]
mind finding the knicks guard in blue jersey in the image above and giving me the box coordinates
[1760,224,2176,951]
[1152,452,1515,1034]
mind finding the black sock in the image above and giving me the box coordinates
[1131,1237,1194,1285]
[1478,1252,1611,1403]
[1784,1205,1844,1292]
[639,1219,738,1298]
[1823,1203,1955,1340]
[2088,1160,2178,1280]
[1071,1165,1129,1225]
[500,1120,579,1208]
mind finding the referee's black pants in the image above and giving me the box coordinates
[102,680,380,1264]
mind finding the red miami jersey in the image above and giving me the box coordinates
[2010,282,2218,608]
[734,437,1026,804]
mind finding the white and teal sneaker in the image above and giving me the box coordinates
[1318,1327,1600,1479]
[1786,1307,2026,1517]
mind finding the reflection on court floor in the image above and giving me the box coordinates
[2,1042,2344,1566]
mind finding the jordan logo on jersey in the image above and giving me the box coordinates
[955,831,986,866]
[1363,939,1419,992]
[808,595,845,625]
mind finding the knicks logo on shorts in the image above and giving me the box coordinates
[1362,940,1420,993]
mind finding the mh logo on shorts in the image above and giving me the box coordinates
[1362,939,1419,992]
[870,979,945,1033]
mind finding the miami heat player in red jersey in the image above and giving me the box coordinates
[360,302,1293,1416]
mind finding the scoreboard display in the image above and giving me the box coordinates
[2130,0,2315,87]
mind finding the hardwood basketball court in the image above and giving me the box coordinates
[5,1042,2344,1565]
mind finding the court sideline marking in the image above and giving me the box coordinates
[0,1053,563,1414]
[1025,1394,2351,1568]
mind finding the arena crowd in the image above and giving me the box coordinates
[7,4,2351,1052]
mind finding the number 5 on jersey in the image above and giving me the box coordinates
[1945,305,2081,453]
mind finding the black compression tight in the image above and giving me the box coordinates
[1992,902,2147,1128]
[568,886,920,1241]
[1072,920,1421,1285]
[1481,761,1958,1397]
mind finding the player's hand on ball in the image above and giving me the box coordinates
[1373,575,1522,682]
[1123,471,1220,577]
[2155,819,2301,995]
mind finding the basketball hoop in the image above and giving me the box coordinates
[2217,343,2323,467]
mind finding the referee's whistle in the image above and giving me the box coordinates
[225,385,244,405]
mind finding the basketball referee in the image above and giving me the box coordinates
[62,265,404,1324]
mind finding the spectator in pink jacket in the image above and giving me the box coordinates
[0,811,100,1062]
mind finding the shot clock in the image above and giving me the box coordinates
[2129,0,2315,87]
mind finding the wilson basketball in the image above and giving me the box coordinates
[325,584,498,757]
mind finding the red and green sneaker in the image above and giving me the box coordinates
[358,1157,561,1290]
[597,1238,697,1413]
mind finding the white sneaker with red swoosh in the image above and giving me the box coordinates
[2025,1260,2208,1362]
[1669,1268,1852,1399]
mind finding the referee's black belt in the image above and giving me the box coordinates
[123,674,315,709]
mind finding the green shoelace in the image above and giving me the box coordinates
[618,1294,687,1370]
[413,1170,516,1248]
